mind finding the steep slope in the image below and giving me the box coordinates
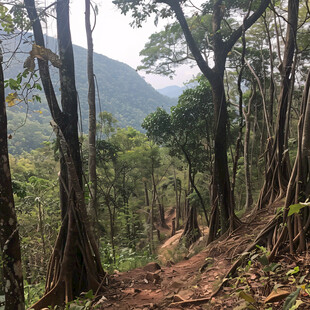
[73,45,177,129]
[96,201,310,309]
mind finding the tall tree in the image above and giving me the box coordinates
[24,0,104,308]
[143,77,213,227]
[0,49,25,310]
[117,0,271,241]
[85,0,98,234]
[257,0,299,209]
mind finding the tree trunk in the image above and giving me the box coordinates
[243,86,255,210]
[149,186,155,254]
[169,0,269,239]
[173,169,180,230]
[257,0,299,209]
[0,48,25,310]
[263,14,275,129]
[212,78,236,233]
[107,202,116,264]
[25,1,105,307]
[37,200,46,258]
[143,179,150,207]
[85,0,98,237]
[181,205,201,248]
[181,147,209,226]
[151,171,167,228]
[269,71,310,260]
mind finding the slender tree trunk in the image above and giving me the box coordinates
[107,202,116,264]
[143,179,150,207]
[263,14,275,129]
[151,171,167,228]
[231,68,244,210]
[173,169,180,230]
[301,75,310,191]
[0,48,25,310]
[149,187,155,254]
[181,147,209,226]
[185,169,191,220]
[212,78,235,233]
[243,86,255,210]
[37,200,46,258]
[85,0,98,237]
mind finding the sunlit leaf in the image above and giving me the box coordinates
[288,202,310,217]
[6,92,21,107]
[286,266,299,276]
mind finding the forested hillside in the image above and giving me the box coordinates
[5,36,176,154]
[2,1,310,310]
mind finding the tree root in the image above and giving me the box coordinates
[169,297,211,308]
[196,212,280,305]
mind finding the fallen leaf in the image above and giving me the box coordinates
[264,289,290,303]
[239,291,256,303]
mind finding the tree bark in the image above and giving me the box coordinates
[0,50,25,310]
[173,169,180,230]
[151,171,167,228]
[143,179,150,207]
[243,86,255,210]
[181,205,201,248]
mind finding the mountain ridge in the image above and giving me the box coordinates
[156,83,198,98]
[4,35,177,154]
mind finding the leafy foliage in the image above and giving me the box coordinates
[143,76,213,174]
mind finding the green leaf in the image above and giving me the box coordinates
[258,254,269,266]
[283,288,300,310]
[239,291,256,303]
[299,275,306,284]
[288,202,310,217]
[286,266,299,276]
[82,289,94,299]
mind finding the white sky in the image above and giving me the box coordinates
[65,0,200,89]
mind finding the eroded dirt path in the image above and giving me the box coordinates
[96,204,282,309]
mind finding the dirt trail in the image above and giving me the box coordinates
[96,204,281,309]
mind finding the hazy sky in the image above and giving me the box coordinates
[66,0,200,89]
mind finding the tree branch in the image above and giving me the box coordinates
[24,0,66,128]
[160,0,215,82]
[225,0,271,54]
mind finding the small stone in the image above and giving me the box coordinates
[143,262,161,272]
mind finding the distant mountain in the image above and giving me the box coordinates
[157,86,184,98]
[157,83,198,98]
[74,45,177,129]
[4,35,177,154]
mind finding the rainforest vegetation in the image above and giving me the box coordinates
[1,0,310,309]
